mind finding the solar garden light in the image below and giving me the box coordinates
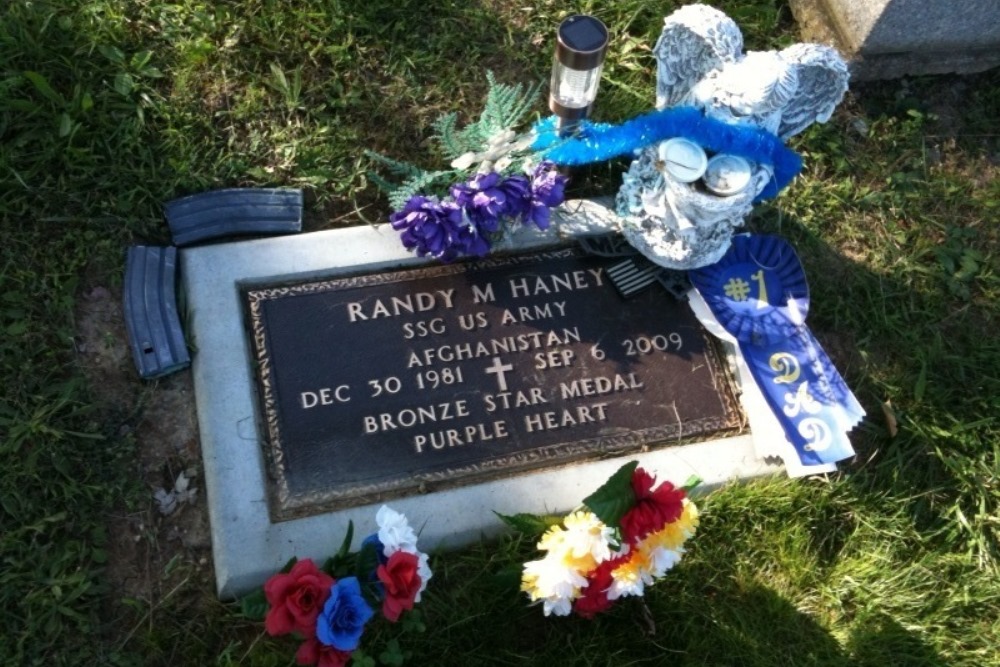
[549,14,609,134]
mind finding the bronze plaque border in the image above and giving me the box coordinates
[246,247,743,521]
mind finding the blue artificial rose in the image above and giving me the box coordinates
[361,533,388,565]
[389,195,489,261]
[316,577,375,652]
[361,532,388,598]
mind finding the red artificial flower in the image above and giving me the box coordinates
[573,557,622,619]
[264,558,335,638]
[619,467,686,544]
[295,637,352,667]
[377,551,422,622]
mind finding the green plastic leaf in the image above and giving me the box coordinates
[495,512,562,538]
[337,520,355,560]
[324,520,356,576]
[354,542,380,608]
[355,540,378,578]
[582,461,639,529]
[492,563,524,592]
[279,556,298,574]
[681,475,702,493]
[240,588,269,620]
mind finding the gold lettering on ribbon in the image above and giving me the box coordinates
[769,352,800,384]
[751,269,769,308]
[783,382,822,418]
[800,418,832,452]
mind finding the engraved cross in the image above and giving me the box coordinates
[484,357,513,392]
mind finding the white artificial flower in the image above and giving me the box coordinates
[607,560,654,601]
[607,576,645,600]
[523,556,586,604]
[376,505,418,556]
[414,551,433,602]
[450,152,477,170]
[646,547,683,578]
[542,595,573,617]
[561,511,616,564]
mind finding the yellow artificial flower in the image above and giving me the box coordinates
[638,498,700,553]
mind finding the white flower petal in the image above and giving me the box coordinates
[376,505,418,556]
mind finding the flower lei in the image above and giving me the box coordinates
[242,506,432,667]
[503,461,699,618]
[368,73,568,263]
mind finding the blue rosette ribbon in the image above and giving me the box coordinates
[689,234,864,467]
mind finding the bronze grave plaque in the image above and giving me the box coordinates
[245,247,741,520]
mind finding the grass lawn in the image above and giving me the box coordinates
[2,0,998,665]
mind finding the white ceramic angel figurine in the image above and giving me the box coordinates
[612,4,849,269]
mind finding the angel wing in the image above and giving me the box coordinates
[776,44,849,140]
[692,51,799,134]
[654,4,743,109]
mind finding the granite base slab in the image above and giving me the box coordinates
[181,215,781,598]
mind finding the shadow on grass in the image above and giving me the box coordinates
[399,538,945,666]
[742,71,1000,558]
[848,613,948,667]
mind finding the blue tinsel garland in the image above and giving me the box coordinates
[530,107,802,199]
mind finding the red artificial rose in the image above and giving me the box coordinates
[377,551,422,622]
[295,637,352,667]
[264,558,335,638]
[619,467,686,544]
[573,557,621,619]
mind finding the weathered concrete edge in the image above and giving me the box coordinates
[181,213,781,599]
[789,0,1000,80]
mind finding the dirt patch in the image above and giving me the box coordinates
[74,284,214,603]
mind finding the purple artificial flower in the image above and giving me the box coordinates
[500,174,532,220]
[389,195,489,261]
[451,171,507,233]
[526,161,568,230]
[451,171,533,234]
[454,223,491,258]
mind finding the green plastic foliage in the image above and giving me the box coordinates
[366,71,542,211]
[582,461,639,530]
[495,512,564,538]
[239,588,269,621]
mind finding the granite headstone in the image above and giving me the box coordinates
[790,0,1000,79]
